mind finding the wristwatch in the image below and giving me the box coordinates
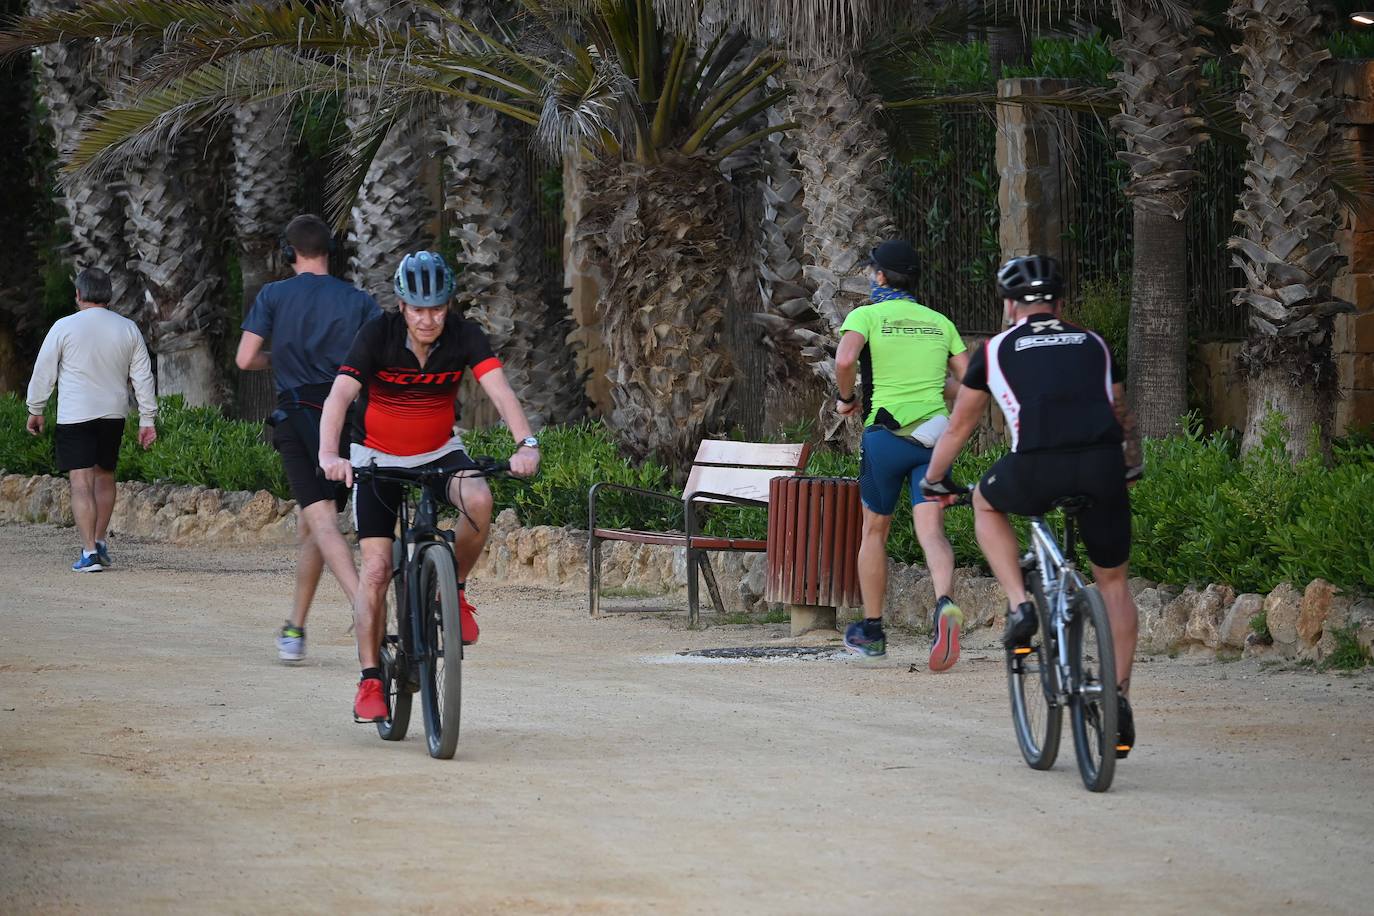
[836,392,857,404]
[520,436,540,449]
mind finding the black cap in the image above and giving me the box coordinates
[869,240,921,276]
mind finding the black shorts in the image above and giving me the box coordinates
[55,418,125,472]
[978,445,1132,568]
[351,449,476,541]
[271,409,349,512]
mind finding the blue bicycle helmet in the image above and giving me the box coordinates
[393,250,455,307]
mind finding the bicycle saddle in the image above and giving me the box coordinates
[1051,495,1094,514]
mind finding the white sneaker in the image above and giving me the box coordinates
[276,623,306,662]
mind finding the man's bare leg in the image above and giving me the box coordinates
[92,468,117,545]
[972,485,1027,607]
[291,509,325,629]
[447,474,494,580]
[913,501,955,599]
[857,508,894,620]
[68,467,98,553]
[1091,561,1138,694]
[298,499,360,620]
[353,537,393,669]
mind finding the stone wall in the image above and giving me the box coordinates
[3,472,1370,661]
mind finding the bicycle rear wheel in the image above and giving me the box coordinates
[418,543,462,759]
[377,539,412,741]
[1007,567,1062,770]
[1068,585,1118,792]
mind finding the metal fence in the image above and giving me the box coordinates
[888,105,1002,333]
[890,105,1249,340]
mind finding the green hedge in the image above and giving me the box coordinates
[1,393,288,498]
[4,393,1371,594]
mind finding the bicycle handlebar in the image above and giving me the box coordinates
[352,456,512,487]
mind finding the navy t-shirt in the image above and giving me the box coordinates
[241,273,381,403]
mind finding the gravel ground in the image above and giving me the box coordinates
[2,521,1372,915]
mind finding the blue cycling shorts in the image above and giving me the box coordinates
[858,425,935,516]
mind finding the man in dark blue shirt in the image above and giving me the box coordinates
[236,214,381,663]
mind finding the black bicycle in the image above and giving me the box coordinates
[355,457,509,760]
[1008,496,1119,792]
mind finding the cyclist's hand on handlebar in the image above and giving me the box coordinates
[919,473,968,502]
[509,445,540,479]
[320,454,353,488]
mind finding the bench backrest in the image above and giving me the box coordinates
[683,441,812,503]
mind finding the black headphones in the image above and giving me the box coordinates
[280,216,337,265]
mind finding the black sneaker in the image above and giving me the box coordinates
[1116,694,1135,759]
[1002,601,1038,650]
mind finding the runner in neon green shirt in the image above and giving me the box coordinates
[834,240,969,671]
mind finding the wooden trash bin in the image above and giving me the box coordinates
[765,476,862,635]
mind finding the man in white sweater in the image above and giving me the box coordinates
[25,268,158,572]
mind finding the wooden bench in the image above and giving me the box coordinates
[587,441,813,626]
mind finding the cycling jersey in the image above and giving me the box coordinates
[963,313,1122,453]
[338,312,501,457]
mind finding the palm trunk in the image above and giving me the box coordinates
[1126,207,1190,433]
[1111,3,1207,436]
[230,105,296,420]
[787,58,896,337]
[1229,0,1348,457]
[343,0,439,303]
[573,155,741,471]
[0,0,39,367]
[786,57,894,442]
[30,0,140,318]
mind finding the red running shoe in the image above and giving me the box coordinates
[458,588,480,645]
[353,677,388,722]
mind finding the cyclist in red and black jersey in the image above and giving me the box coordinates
[920,256,1144,758]
[318,251,540,723]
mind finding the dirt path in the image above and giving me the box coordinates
[2,522,1372,914]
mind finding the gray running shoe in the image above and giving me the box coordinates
[95,540,112,567]
[276,623,306,662]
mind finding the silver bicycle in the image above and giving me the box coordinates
[1007,496,1119,793]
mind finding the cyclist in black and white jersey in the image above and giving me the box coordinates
[920,256,1144,758]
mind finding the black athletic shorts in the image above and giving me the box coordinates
[55,418,125,472]
[271,408,350,512]
[978,445,1132,569]
[351,449,476,541]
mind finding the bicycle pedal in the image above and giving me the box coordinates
[1012,646,1034,656]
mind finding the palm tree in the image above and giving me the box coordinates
[440,0,587,429]
[1110,0,1209,436]
[28,0,141,318]
[0,0,791,466]
[342,0,440,303]
[1228,0,1349,455]
[230,101,297,419]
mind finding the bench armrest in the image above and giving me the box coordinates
[588,481,682,533]
[684,490,768,539]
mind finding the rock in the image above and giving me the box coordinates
[235,490,278,531]
[514,528,537,565]
[741,553,767,605]
[1127,576,1158,598]
[1182,584,1236,650]
[953,573,1003,631]
[885,564,930,630]
[1298,579,1346,647]
[1263,583,1302,649]
[168,486,198,515]
[1243,632,1273,659]
[1220,594,1264,649]
[196,489,223,517]
[1137,588,1176,653]
[168,514,206,542]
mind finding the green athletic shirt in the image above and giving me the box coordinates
[839,296,966,430]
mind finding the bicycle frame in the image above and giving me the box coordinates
[1025,513,1087,708]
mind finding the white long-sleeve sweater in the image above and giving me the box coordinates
[25,307,158,426]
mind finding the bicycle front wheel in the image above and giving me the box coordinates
[1007,569,1062,770]
[1068,585,1118,792]
[418,543,462,759]
[377,539,412,742]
